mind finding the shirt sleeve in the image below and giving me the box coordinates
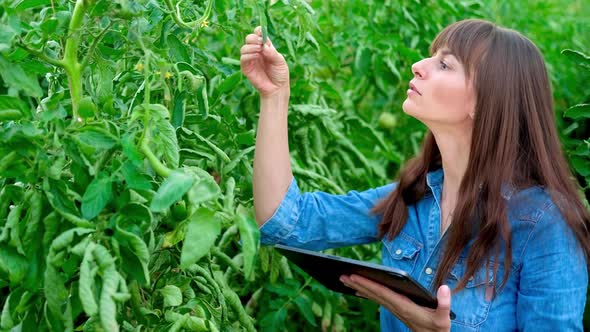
[258,176,397,251]
[516,202,588,331]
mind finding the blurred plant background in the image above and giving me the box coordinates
[0,0,588,330]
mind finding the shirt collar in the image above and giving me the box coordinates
[426,167,516,200]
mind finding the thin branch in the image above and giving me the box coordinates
[80,20,115,69]
[16,41,65,68]
[163,0,193,29]
[162,0,213,29]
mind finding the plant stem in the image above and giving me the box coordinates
[63,0,88,123]
[140,142,172,178]
[136,50,173,178]
[19,0,88,123]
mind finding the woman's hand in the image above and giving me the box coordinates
[340,274,452,332]
[240,26,290,98]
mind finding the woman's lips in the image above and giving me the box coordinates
[409,81,421,95]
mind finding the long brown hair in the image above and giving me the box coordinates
[372,19,590,296]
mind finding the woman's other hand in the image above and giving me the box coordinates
[340,274,452,332]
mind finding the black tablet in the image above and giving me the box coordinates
[274,244,456,320]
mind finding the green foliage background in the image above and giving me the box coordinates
[0,0,588,331]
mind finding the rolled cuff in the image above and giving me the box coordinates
[259,176,300,246]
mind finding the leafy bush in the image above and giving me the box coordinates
[0,0,587,331]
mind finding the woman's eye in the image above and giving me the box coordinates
[439,61,448,70]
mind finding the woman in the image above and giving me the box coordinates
[240,19,590,331]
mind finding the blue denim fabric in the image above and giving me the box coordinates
[259,168,588,331]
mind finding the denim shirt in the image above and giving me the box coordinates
[259,168,588,331]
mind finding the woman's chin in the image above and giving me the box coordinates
[402,104,427,123]
[401,101,415,115]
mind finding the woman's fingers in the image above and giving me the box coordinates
[241,44,262,55]
[240,53,260,63]
[254,26,262,36]
[245,34,263,45]
[434,285,452,325]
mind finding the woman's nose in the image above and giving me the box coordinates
[412,61,425,79]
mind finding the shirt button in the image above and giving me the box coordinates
[395,249,402,255]
[468,276,474,281]
[425,267,433,275]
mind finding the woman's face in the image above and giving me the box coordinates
[402,48,476,127]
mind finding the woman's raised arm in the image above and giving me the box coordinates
[240,26,292,226]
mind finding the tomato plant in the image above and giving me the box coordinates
[0,0,587,331]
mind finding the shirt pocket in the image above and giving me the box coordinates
[381,232,422,274]
[447,261,502,328]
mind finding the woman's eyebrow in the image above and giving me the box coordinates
[436,50,460,65]
[438,49,454,56]
[436,49,457,60]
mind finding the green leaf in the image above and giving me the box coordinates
[14,0,51,11]
[570,156,590,177]
[180,208,221,269]
[99,269,119,331]
[154,118,180,168]
[402,6,419,29]
[162,221,187,248]
[0,96,28,114]
[0,246,28,285]
[0,57,42,98]
[150,170,195,212]
[160,285,182,307]
[236,205,260,280]
[353,46,372,77]
[235,130,255,146]
[121,161,152,191]
[40,17,58,34]
[168,34,191,63]
[564,104,590,120]
[118,203,153,234]
[0,109,22,121]
[79,243,98,316]
[0,292,14,329]
[0,204,23,253]
[291,104,337,117]
[77,127,118,150]
[171,92,185,128]
[265,281,298,297]
[561,49,590,67]
[0,24,16,53]
[78,97,97,118]
[64,136,96,176]
[122,133,143,165]
[44,264,68,319]
[115,226,150,285]
[196,83,209,120]
[294,296,317,326]
[44,178,82,218]
[259,307,287,332]
[185,167,221,206]
[94,57,115,105]
[81,173,113,220]
[218,71,242,95]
